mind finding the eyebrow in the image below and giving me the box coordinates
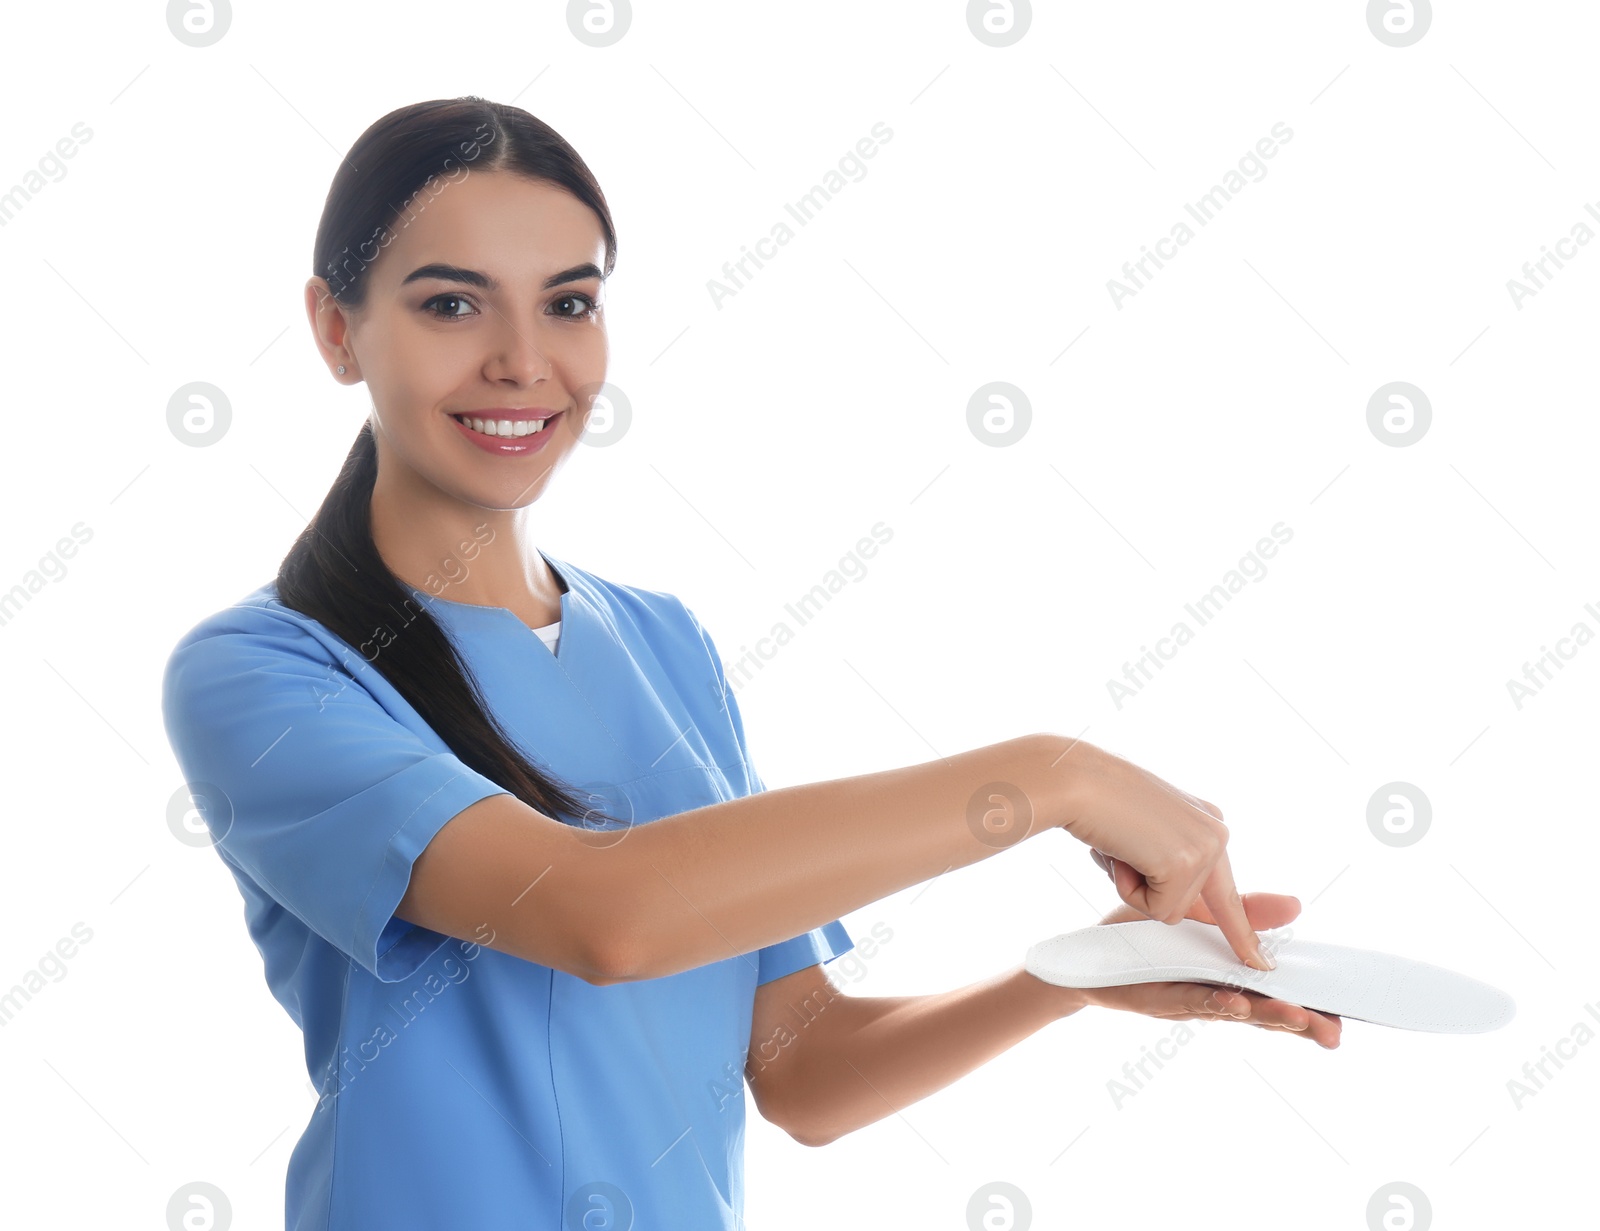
[400,261,604,292]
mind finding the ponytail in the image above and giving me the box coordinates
[275,418,620,826]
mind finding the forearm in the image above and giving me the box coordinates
[767,965,1086,1147]
[610,734,1076,982]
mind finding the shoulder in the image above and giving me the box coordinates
[553,555,728,687]
[161,580,372,718]
[553,555,707,645]
[165,581,345,669]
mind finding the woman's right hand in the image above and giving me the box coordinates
[1049,737,1275,972]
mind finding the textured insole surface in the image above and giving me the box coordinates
[1025,918,1515,1033]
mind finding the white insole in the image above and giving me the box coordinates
[1025,918,1515,1033]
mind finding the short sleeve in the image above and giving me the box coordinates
[755,918,856,986]
[679,602,857,985]
[161,608,513,983]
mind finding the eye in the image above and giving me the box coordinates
[422,293,478,320]
[552,292,601,320]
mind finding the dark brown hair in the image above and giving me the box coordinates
[276,96,619,826]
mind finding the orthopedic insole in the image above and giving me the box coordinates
[1024,918,1515,1033]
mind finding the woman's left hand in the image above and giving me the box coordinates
[1079,888,1343,1050]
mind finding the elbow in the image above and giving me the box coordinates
[576,938,633,987]
[788,1124,836,1149]
[765,1090,837,1148]
[587,897,697,984]
[577,956,629,988]
[785,1102,845,1147]
[579,916,650,987]
[760,1098,835,1148]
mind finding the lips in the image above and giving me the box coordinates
[450,411,557,438]
[448,409,564,456]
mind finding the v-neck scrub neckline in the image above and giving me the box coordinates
[418,547,577,664]
[529,618,561,655]
[160,550,856,1229]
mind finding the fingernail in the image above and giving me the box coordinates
[1253,944,1277,971]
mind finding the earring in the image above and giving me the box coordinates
[337,365,347,375]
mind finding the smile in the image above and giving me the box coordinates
[448,410,564,456]
[450,414,551,437]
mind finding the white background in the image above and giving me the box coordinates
[0,1,1594,1227]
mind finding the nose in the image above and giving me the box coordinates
[481,311,553,387]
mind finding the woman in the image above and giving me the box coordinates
[161,96,1338,1231]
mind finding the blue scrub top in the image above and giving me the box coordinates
[160,550,855,1230]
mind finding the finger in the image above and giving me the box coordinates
[1208,989,1252,1019]
[1195,850,1272,970]
[1185,892,1302,931]
[1254,1017,1340,1048]
[1110,856,1152,915]
[1157,983,1242,1020]
[1222,990,1343,1049]
[1227,990,1308,1030]
[1116,846,1207,925]
[1295,1007,1341,1049]
[1114,856,1194,924]
[1087,981,1222,1020]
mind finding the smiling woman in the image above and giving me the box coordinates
[161,94,1325,1231]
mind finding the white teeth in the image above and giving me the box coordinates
[455,415,547,437]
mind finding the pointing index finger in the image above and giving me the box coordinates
[1201,850,1274,971]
